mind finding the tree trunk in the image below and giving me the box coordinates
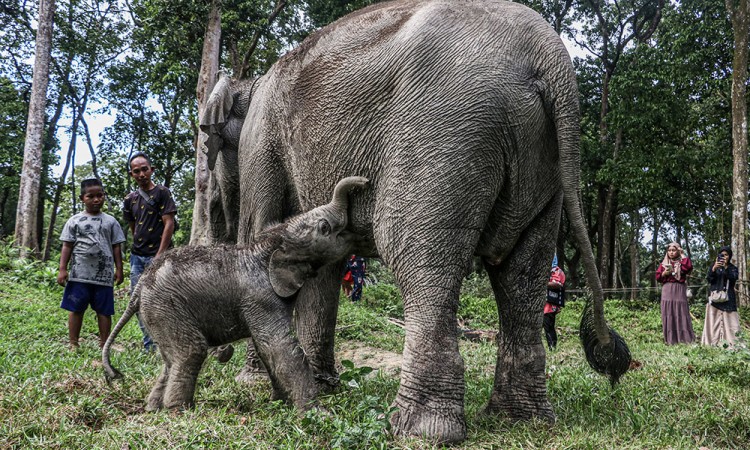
[727,0,749,307]
[43,111,78,261]
[14,0,55,258]
[651,209,660,300]
[0,187,9,237]
[190,0,221,246]
[556,209,567,272]
[629,211,641,300]
[597,123,620,290]
[568,248,581,291]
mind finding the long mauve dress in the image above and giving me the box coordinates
[656,258,695,345]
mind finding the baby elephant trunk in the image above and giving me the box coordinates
[325,176,369,225]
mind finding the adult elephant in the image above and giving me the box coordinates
[201,0,630,444]
[201,75,256,243]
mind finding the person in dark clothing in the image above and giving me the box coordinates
[543,255,565,350]
[701,245,741,347]
[124,152,177,351]
[343,255,367,302]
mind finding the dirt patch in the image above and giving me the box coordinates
[337,342,402,377]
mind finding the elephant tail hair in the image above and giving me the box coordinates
[579,300,631,386]
[546,50,632,385]
[102,288,141,383]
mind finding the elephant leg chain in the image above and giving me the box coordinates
[314,372,340,388]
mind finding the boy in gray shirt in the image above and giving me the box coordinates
[58,178,126,350]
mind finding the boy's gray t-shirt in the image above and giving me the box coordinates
[60,212,126,286]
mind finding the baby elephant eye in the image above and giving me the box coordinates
[318,219,331,236]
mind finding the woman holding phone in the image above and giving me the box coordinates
[702,246,740,347]
[656,242,694,345]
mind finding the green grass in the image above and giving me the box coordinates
[1,266,749,449]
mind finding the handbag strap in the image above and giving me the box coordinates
[137,188,157,208]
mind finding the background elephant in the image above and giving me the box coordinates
[201,75,257,243]
[201,0,631,444]
[102,177,369,411]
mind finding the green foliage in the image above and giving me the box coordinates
[0,77,26,238]
[2,259,750,448]
[360,283,403,319]
[337,293,404,352]
[305,0,380,28]
[339,359,374,388]
[0,239,59,287]
[458,295,498,330]
[461,272,495,298]
[303,392,397,449]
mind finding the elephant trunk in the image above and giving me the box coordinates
[326,176,369,225]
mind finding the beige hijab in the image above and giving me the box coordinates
[661,242,685,280]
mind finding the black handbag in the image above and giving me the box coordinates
[546,288,565,307]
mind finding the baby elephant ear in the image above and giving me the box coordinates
[269,250,313,298]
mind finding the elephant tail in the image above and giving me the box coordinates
[102,285,141,383]
[548,50,632,386]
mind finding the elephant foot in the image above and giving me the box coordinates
[389,400,466,445]
[235,365,268,384]
[271,386,319,412]
[145,400,162,412]
[483,387,555,423]
[209,344,234,364]
[313,370,340,394]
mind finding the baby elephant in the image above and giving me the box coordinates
[102,176,368,411]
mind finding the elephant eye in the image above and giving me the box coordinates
[318,219,331,236]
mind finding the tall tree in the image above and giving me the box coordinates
[15,0,56,257]
[573,0,664,289]
[726,0,749,306]
[191,0,221,245]
[42,0,128,260]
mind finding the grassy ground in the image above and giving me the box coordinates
[1,266,749,449]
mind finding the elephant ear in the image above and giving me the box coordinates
[200,76,234,171]
[269,250,314,298]
[204,132,222,171]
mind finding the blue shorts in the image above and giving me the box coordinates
[60,281,115,316]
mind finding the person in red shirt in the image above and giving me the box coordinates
[543,255,566,350]
[655,242,694,345]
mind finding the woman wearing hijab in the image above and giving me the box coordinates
[702,245,740,347]
[655,242,695,344]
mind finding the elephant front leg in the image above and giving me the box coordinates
[254,334,319,410]
[246,296,319,409]
[293,263,343,389]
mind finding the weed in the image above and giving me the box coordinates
[1,257,750,449]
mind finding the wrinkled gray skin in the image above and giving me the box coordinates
[201,0,629,443]
[102,177,368,411]
[201,75,257,243]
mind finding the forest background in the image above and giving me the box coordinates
[1,0,749,301]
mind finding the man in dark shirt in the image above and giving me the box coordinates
[123,152,177,351]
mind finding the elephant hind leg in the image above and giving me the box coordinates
[146,362,170,411]
[235,341,268,384]
[161,344,208,410]
[482,196,560,422]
